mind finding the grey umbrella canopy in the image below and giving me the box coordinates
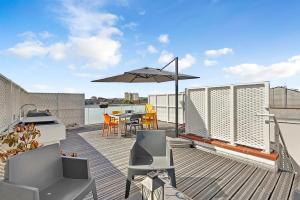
[91,67,199,83]
[92,63,200,137]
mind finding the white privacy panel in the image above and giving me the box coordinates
[185,88,208,137]
[209,87,231,141]
[235,84,268,149]
[185,82,270,151]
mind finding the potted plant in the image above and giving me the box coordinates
[0,123,41,162]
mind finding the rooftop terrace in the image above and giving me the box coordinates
[61,124,299,200]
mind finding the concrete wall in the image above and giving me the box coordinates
[270,108,300,120]
[28,93,85,127]
[270,87,300,121]
[270,87,300,108]
[0,74,85,129]
[269,120,300,171]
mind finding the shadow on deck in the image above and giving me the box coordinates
[62,124,298,200]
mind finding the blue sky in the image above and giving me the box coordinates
[1,0,300,98]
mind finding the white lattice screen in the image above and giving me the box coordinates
[235,85,267,149]
[185,89,208,137]
[209,87,231,141]
[185,82,270,152]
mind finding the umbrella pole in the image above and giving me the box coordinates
[175,57,179,137]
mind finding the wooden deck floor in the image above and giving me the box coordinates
[61,127,298,200]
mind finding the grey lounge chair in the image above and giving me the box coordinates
[125,130,176,198]
[0,143,97,200]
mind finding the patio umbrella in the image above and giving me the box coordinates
[92,57,200,137]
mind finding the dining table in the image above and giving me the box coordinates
[110,112,146,138]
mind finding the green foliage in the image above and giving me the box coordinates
[0,123,41,162]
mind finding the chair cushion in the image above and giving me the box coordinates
[39,178,94,200]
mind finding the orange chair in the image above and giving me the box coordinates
[142,112,158,129]
[102,113,119,136]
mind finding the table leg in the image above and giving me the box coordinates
[118,121,122,138]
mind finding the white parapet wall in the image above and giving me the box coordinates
[148,93,185,124]
[0,73,85,129]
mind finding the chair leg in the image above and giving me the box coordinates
[125,169,135,199]
[102,124,105,136]
[92,180,98,200]
[167,169,177,188]
[125,178,131,199]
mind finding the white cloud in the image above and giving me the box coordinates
[158,34,169,44]
[205,48,233,57]
[204,59,218,66]
[179,54,196,70]
[7,40,48,59]
[18,31,54,40]
[122,22,138,30]
[138,10,146,15]
[158,50,196,71]
[158,50,174,64]
[32,84,51,91]
[147,45,158,54]
[223,55,300,81]
[8,40,68,61]
[63,87,78,93]
[39,31,54,39]
[48,42,68,60]
[69,34,121,69]
[72,72,101,78]
[68,64,76,70]
[7,0,122,70]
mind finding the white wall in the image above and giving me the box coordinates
[270,120,300,170]
[148,93,185,124]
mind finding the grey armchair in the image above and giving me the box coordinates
[0,143,97,200]
[125,130,176,198]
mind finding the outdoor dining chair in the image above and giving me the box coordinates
[102,113,119,136]
[0,143,97,200]
[142,112,158,129]
[125,130,176,198]
[125,114,143,135]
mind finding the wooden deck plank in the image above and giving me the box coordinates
[289,175,300,200]
[211,165,257,199]
[178,156,230,192]
[250,171,281,200]
[184,160,238,198]
[231,168,268,200]
[193,162,247,200]
[270,172,295,200]
[58,129,298,200]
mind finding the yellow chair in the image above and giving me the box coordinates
[112,110,121,115]
[142,112,158,129]
[145,104,154,113]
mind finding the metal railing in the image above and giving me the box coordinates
[257,113,295,173]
